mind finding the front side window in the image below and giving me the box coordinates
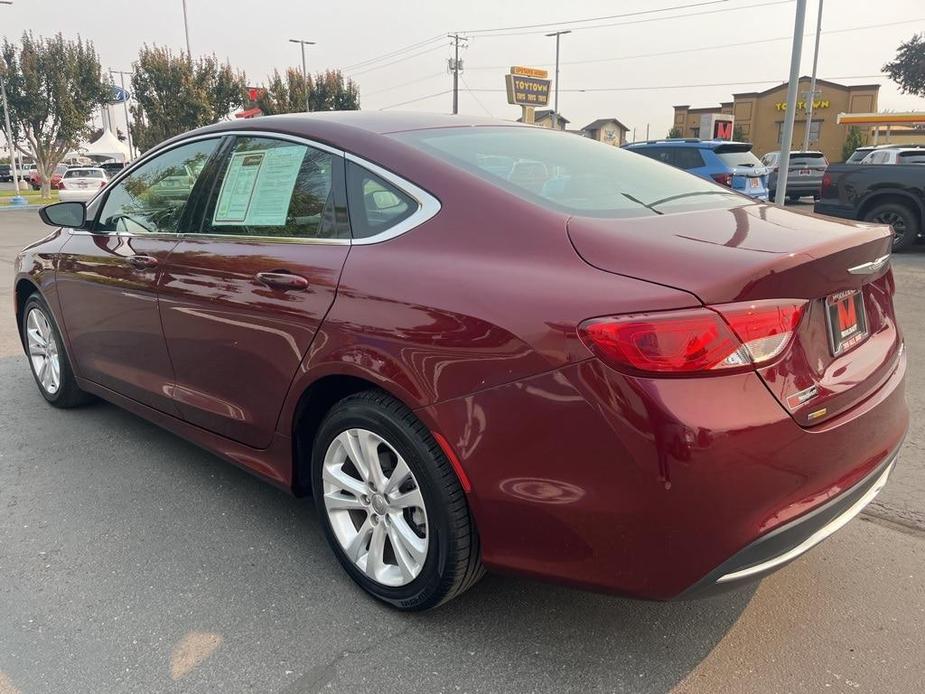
[346,161,417,239]
[96,138,219,234]
[201,136,343,240]
[395,126,742,219]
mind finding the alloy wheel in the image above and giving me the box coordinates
[875,211,907,244]
[26,308,61,395]
[322,428,429,587]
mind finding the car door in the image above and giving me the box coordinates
[54,137,224,414]
[156,134,351,448]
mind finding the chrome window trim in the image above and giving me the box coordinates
[77,128,438,246]
[344,152,442,245]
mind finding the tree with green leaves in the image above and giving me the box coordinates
[842,126,867,162]
[256,68,359,115]
[667,126,682,138]
[130,46,247,153]
[733,124,749,142]
[883,33,925,97]
[1,32,110,198]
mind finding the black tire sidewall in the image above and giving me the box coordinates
[311,396,455,610]
[865,203,918,251]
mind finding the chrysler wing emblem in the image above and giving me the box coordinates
[848,253,891,275]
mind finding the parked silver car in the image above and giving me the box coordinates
[761,150,828,201]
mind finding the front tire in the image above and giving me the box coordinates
[21,295,93,408]
[312,390,483,611]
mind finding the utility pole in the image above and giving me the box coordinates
[1,74,25,205]
[802,0,824,153]
[545,30,571,130]
[110,69,135,160]
[181,0,191,56]
[775,0,807,206]
[289,39,316,112]
[448,34,467,115]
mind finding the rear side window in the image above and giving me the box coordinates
[201,136,345,240]
[396,127,741,218]
[670,148,705,170]
[346,161,417,239]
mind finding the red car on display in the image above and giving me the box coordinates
[15,113,907,611]
[29,163,69,191]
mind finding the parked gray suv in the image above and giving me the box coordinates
[761,150,828,202]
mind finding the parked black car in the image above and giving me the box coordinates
[814,162,924,250]
[0,164,12,182]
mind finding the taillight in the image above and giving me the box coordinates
[578,300,806,377]
[820,172,832,196]
[711,172,733,187]
[58,181,66,189]
[99,180,106,188]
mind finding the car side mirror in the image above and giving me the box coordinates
[39,201,86,229]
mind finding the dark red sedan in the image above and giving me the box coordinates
[15,113,907,610]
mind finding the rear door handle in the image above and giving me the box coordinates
[127,255,159,269]
[255,271,309,291]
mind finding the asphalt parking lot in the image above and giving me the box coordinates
[1,206,923,694]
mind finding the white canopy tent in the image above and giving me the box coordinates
[81,128,131,163]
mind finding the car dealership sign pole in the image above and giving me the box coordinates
[505,66,551,126]
[775,0,807,207]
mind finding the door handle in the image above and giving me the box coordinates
[255,271,309,291]
[127,255,159,269]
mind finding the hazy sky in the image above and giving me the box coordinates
[2,0,924,140]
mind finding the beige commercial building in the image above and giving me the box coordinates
[673,77,881,162]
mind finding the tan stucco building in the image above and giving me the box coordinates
[673,77,880,161]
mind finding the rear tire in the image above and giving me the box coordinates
[864,201,919,251]
[787,193,801,203]
[21,295,94,408]
[311,390,483,611]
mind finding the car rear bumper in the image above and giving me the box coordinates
[58,189,99,203]
[677,450,897,598]
[421,348,907,600]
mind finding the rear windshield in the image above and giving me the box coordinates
[64,169,104,178]
[789,152,827,166]
[715,149,763,168]
[393,126,743,218]
[898,151,925,164]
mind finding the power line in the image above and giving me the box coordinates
[459,74,493,117]
[458,0,729,35]
[341,34,445,71]
[465,75,885,94]
[464,17,925,71]
[379,89,452,111]
[349,43,449,77]
[469,0,793,38]
[362,71,446,97]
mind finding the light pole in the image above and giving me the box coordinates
[289,39,316,112]
[181,0,191,56]
[545,30,571,130]
[802,0,824,153]
[1,0,25,205]
[775,0,807,206]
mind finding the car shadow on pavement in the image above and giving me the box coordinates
[0,354,754,694]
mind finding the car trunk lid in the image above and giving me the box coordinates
[567,203,901,425]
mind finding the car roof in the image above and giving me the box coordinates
[625,139,754,150]
[65,167,105,172]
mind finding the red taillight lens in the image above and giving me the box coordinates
[99,180,106,188]
[820,172,832,196]
[58,181,66,189]
[711,172,733,187]
[579,300,806,376]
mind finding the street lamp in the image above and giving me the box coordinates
[289,39,316,112]
[545,30,571,130]
[181,0,191,56]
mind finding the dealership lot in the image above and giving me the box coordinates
[1,207,923,693]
